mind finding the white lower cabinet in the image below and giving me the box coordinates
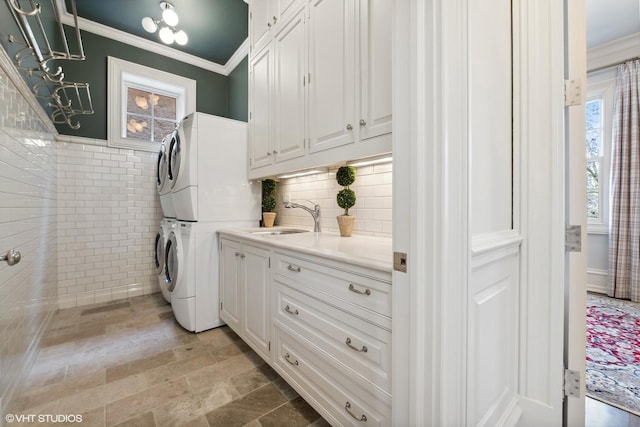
[218,234,392,425]
[219,237,271,362]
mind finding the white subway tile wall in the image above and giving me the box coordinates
[0,64,58,416]
[275,163,393,237]
[56,138,162,309]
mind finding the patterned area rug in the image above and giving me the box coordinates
[586,293,640,415]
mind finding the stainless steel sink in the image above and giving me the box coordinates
[250,228,309,235]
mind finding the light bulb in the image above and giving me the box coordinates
[158,27,175,44]
[174,30,188,45]
[141,17,157,33]
[162,8,179,26]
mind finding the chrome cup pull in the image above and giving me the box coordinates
[1,249,21,266]
[284,352,299,366]
[287,264,301,273]
[348,283,371,296]
[284,305,299,315]
[345,402,367,422]
[345,337,368,353]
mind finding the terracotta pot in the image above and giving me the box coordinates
[262,212,276,228]
[336,215,355,237]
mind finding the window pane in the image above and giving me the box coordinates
[155,94,177,120]
[126,114,151,141]
[154,119,176,143]
[587,160,600,220]
[585,99,602,157]
[127,88,154,116]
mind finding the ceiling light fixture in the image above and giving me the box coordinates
[141,1,188,46]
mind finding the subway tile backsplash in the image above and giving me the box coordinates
[275,163,393,238]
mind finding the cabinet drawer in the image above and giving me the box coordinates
[274,253,391,319]
[273,326,391,427]
[275,281,391,392]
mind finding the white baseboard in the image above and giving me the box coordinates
[58,282,160,309]
[587,268,608,294]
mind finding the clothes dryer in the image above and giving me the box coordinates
[167,112,260,222]
[156,141,176,218]
[154,218,176,303]
[164,219,256,332]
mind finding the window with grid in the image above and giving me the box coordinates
[108,57,196,151]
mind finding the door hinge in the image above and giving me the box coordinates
[564,369,581,398]
[268,341,271,351]
[220,301,223,310]
[268,257,271,268]
[303,76,306,87]
[308,73,311,84]
[564,79,582,106]
[565,224,582,252]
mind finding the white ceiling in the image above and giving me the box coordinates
[587,0,640,48]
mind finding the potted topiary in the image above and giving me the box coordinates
[261,179,277,227]
[336,166,356,237]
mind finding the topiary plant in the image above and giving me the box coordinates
[261,179,277,212]
[336,166,356,216]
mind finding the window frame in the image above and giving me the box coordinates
[107,57,196,152]
[586,71,616,233]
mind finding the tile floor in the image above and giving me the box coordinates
[9,294,329,427]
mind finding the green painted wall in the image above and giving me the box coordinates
[0,5,250,139]
[57,31,231,139]
[228,56,248,122]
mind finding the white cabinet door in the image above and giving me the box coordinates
[358,0,392,142]
[249,0,271,53]
[219,238,242,333]
[308,0,357,153]
[243,244,271,361]
[249,45,274,170]
[273,9,306,163]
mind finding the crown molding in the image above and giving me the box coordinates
[587,32,640,72]
[54,0,247,76]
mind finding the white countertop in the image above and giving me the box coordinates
[218,227,393,273]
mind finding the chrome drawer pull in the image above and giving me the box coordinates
[345,337,368,353]
[284,352,299,366]
[345,402,367,422]
[287,264,301,272]
[284,305,299,315]
[348,283,371,296]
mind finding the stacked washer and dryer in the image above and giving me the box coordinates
[154,112,260,333]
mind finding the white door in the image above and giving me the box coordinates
[249,0,271,52]
[564,0,588,424]
[391,1,570,425]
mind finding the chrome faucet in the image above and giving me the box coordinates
[284,200,321,232]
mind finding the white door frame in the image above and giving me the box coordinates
[391,0,573,425]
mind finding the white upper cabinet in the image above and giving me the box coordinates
[249,0,303,53]
[248,0,392,179]
[358,0,393,142]
[273,9,306,162]
[249,44,273,169]
[308,0,357,153]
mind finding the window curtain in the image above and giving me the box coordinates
[608,59,640,301]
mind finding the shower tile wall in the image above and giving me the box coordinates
[0,58,58,417]
[56,138,162,309]
[275,163,393,238]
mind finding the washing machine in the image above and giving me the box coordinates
[156,140,176,218]
[164,219,256,332]
[154,218,176,303]
[167,112,261,222]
